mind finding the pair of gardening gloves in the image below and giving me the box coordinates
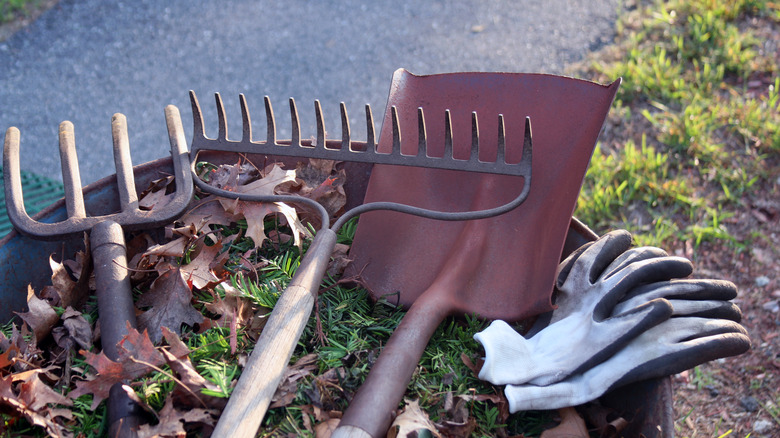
[473,230,751,412]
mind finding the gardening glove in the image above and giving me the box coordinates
[613,278,742,321]
[502,316,751,411]
[474,230,693,386]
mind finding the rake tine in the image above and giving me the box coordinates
[314,100,325,149]
[417,107,427,158]
[240,94,253,143]
[58,121,87,219]
[364,104,376,153]
[264,96,275,145]
[391,106,401,156]
[522,116,533,167]
[189,91,206,142]
[443,109,453,160]
[111,114,138,211]
[290,98,301,148]
[215,93,228,141]
[340,102,350,151]
[496,114,506,165]
[470,111,479,162]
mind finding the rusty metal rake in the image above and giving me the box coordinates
[187,90,533,437]
[3,106,194,436]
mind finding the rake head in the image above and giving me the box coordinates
[189,91,532,178]
[3,106,194,240]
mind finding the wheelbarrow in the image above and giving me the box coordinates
[0,77,674,438]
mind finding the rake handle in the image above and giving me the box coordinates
[91,220,141,437]
[212,228,338,438]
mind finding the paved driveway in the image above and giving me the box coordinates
[0,0,617,184]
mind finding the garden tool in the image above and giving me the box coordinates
[3,107,194,437]
[185,77,534,438]
[333,70,621,438]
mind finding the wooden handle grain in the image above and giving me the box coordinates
[212,229,338,437]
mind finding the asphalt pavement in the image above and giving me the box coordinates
[0,0,618,185]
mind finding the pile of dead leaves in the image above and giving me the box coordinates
[0,158,349,437]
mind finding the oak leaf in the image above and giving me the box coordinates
[0,373,73,438]
[159,328,227,410]
[70,326,165,409]
[388,399,442,438]
[16,286,59,343]
[136,397,217,438]
[136,266,204,344]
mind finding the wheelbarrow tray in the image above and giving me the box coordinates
[0,151,673,437]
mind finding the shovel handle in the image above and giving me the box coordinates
[212,228,338,438]
[333,294,450,438]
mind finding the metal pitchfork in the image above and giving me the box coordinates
[187,90,533,437]
[3,106,194,436]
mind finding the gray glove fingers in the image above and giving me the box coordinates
[557,230,632,289]
[601,246,669,279]
[609,318,751,390]
[612,279,739,316]
[622,279,738,304]
[594,256,694,319]
[568,298,673,377]
[669,300,743,321]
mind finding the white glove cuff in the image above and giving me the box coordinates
[473,320,536,385]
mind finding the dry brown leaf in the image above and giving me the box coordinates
[540,407,589,438]
[136,266,204,344]
[136,397,218,438]
[70,325,165,409]
[138,175,176,211]
[270,353,318,409]
[160,328,227,410]
[0,373,73,438]
[435,394,477,438]
[179,239,225,290]
[52,307,92,352]
[388,399,442,438]
[16,286,59,343]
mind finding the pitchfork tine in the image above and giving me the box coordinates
[190,91,206,141]
[111,113,138,210]
[522,116,533,166]
[58,121,86,219]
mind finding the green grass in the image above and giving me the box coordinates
[574,0,779,249]
[0,0,38,24]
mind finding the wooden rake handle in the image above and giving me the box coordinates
[212,228,338,437]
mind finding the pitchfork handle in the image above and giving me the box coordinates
[91,220,141,437]
[212,228,339,438]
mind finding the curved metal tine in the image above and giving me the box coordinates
[215,93,228,141]
[240,94,253,143]
[289,98,301,148]
[340,102,350,151]
[314,100,325,149]
[111,113,138,212]
[417,107,427,158]
[390,106,401,156]
[470,111,479,162]
[496,114,506,165]
[3,127,31,225]
[263,95,275,145]
[189,91,207,146]
[443,109,453,160]
[364,104,376,153]
[59,121,87,219]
